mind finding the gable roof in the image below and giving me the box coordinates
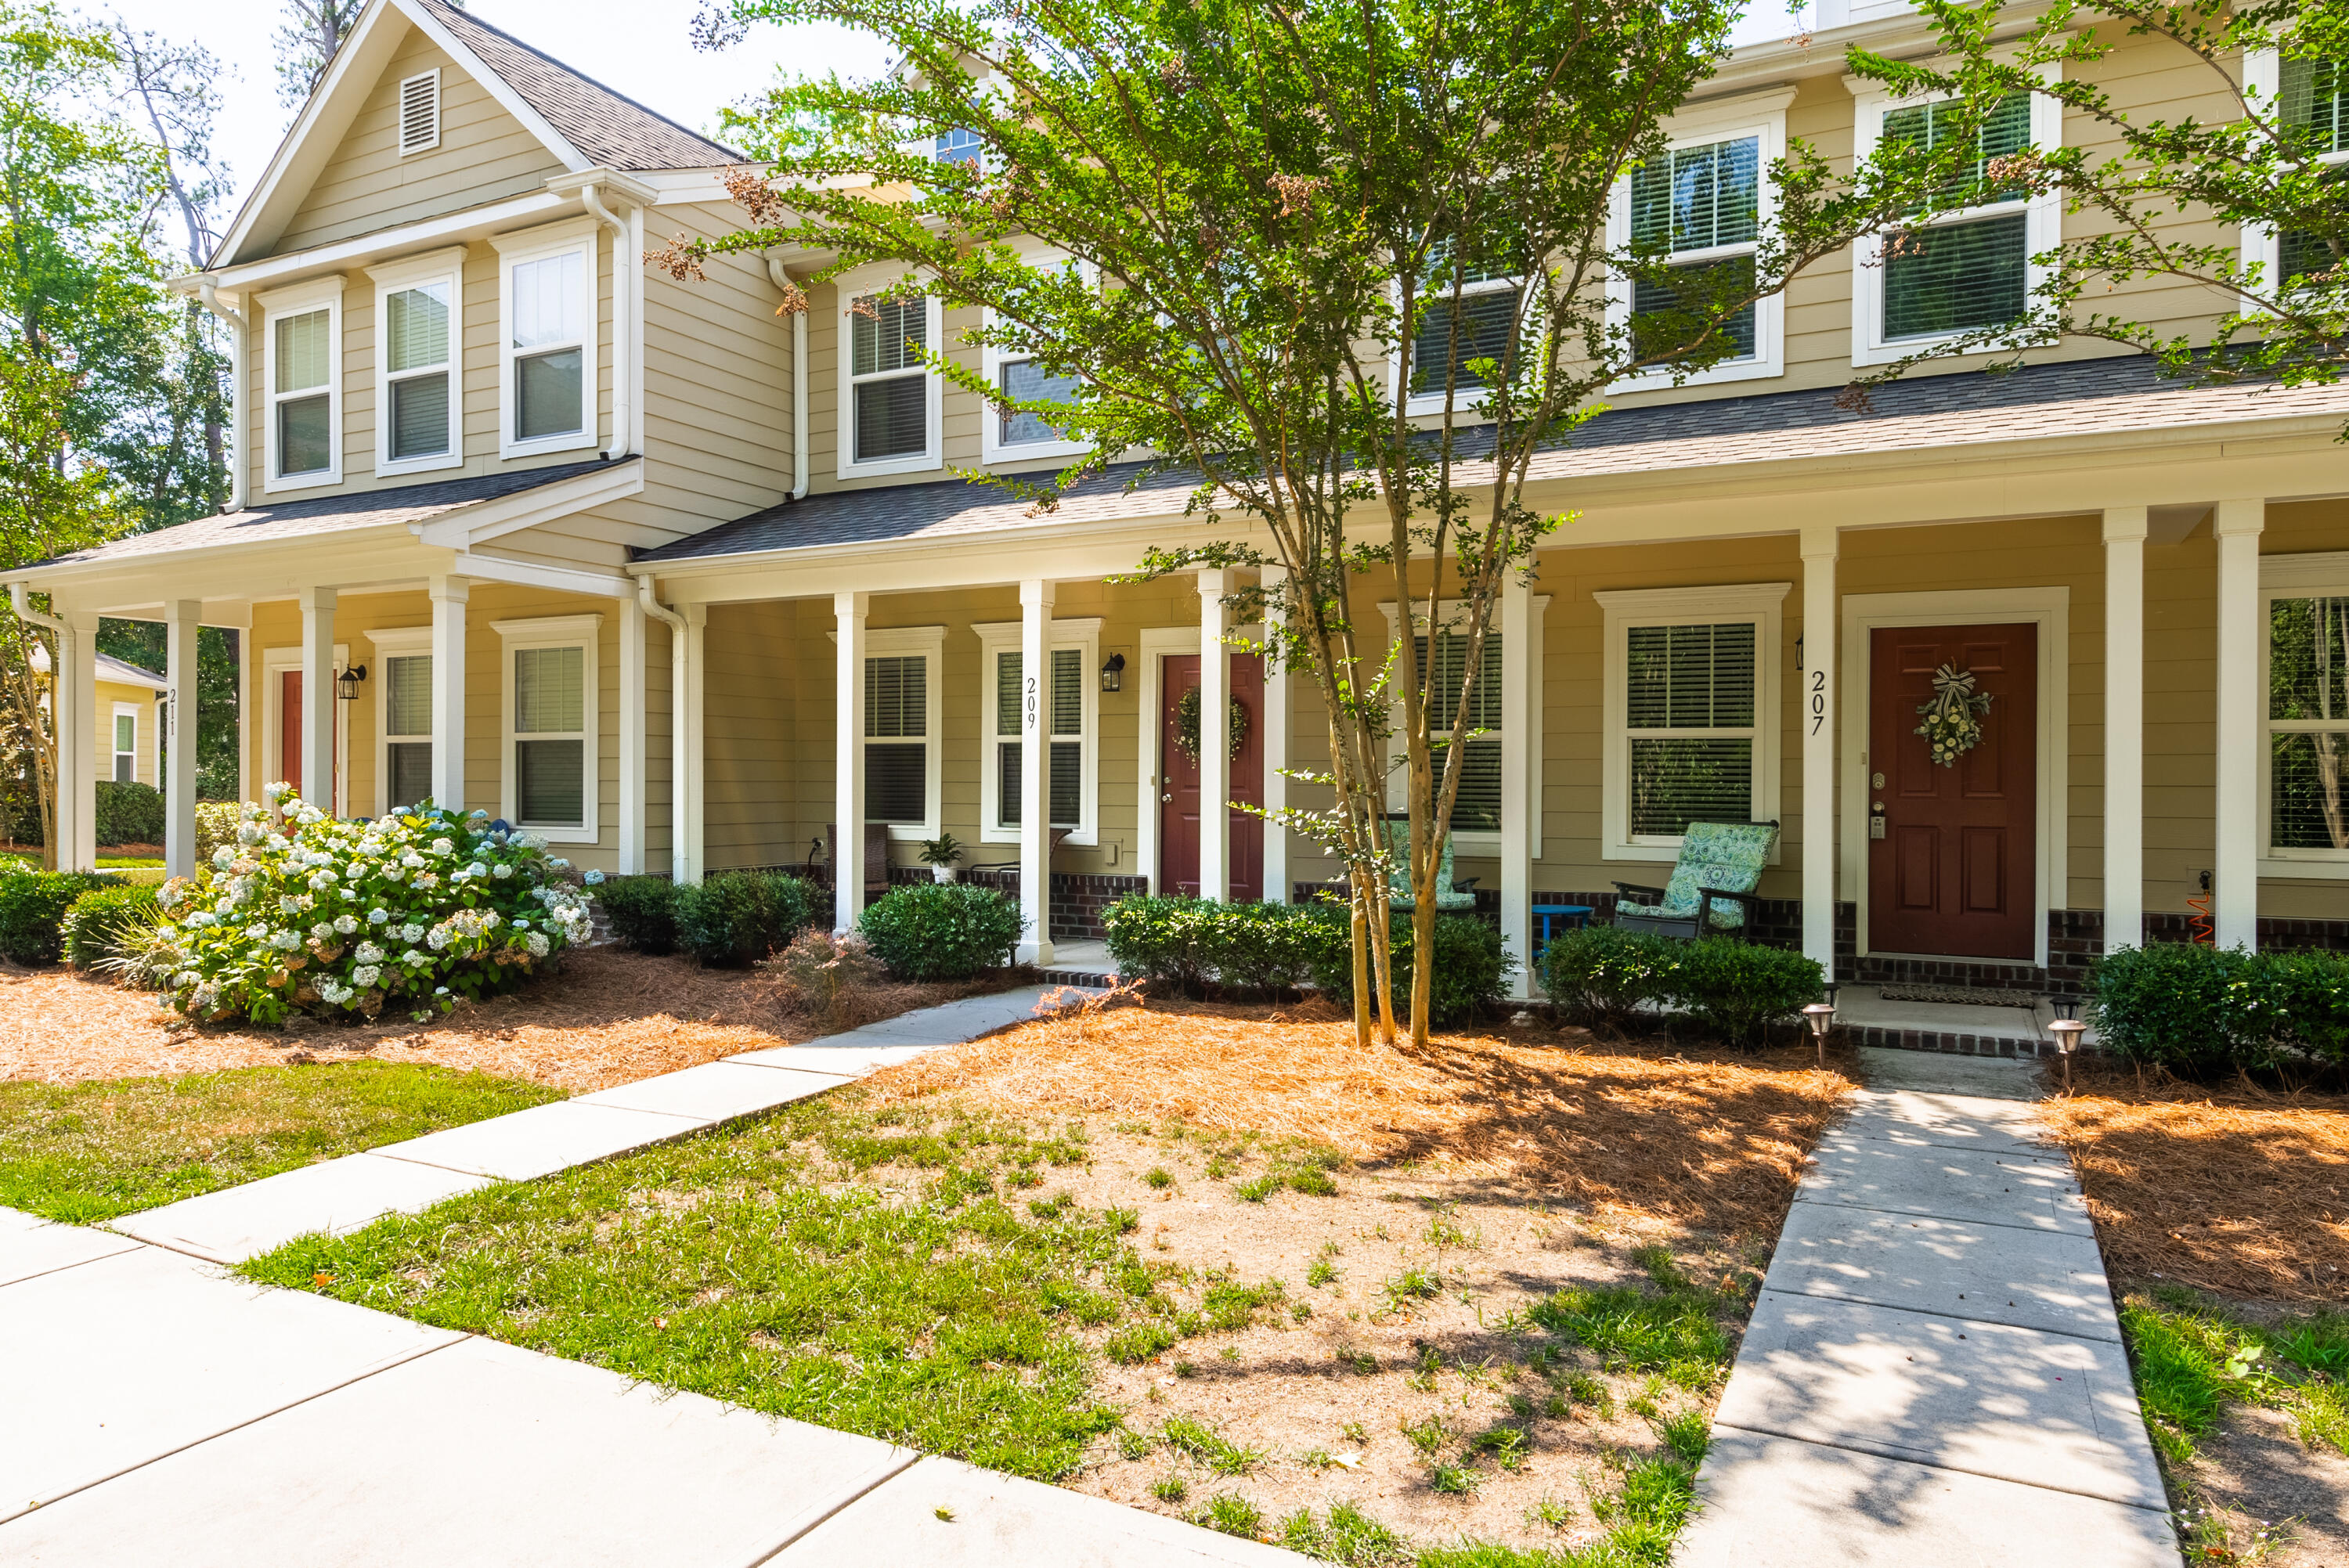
[26,647,170,691]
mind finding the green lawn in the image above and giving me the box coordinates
[2123,1285,2349,1465]
[0,1062,565,1224]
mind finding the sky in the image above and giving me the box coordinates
[99,0,1810,228]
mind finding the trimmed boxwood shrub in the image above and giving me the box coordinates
[93,780,164,847]
[858,882,1026,981]
[2085,942,2349,1076]
[1537,924,1679,1026]
[1099,894,1333,997]
[673,871,817,968]
[1308,908,1512,1027]
[595,875,682,956]
[1669,938,1826,1047]
[62,884,161,968]
[0,870,118,965]
[2260,948,2349,1069]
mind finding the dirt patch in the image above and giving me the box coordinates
[2186,1400,2349,1567]
[0,948,1011,1094]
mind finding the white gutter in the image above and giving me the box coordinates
[767,254,810,499]
[578,182,637,461]
[635,575,691,881]
[193,279,247,513]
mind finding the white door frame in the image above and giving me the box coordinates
[261,643,350,818]
[1838,588,2069,969]
[1136,626,1196,896]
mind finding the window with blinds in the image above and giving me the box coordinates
[273,307,333,478]
[384,654,433,810]
[2269,594,2349,852]
[514,644,586,827]
[1413,287,1519,396]
[999,357,1079,446]
[1412,632,1505,832]
[1879,92,2033,341]
[1629,135,1761,364]
[1625,621,1757,839]
[993,647,1084,828]
[2277,63,2347,286]
[852,295,929,462]
[864,654,929,825]
[386,281,453,463]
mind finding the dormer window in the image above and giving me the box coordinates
[368,248,464,474]
[258,276,345,492]
[934,127,983,166]
[492,220,600,459]
[398,69,441,157]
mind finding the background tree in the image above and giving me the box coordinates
[272,0,365,108]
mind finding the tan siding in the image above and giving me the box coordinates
[93,679,163,795]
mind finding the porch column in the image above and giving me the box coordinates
[54,611,95,871]
[1261,566,1290,904]
[428,577,467,814]
[1499,571,1535,1000]
[1197,569,1231,903]
[2214,498,2265,950]
[2102,507,2148,954]
[1800,526,1837,975]
[683,603,708,885]
[164,600,201,879]
[618,593,646,875]
[298,587,337,816]
[1018,579,1055,964]
[833,590,868,935]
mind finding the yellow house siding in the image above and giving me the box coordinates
[93,679,162,791]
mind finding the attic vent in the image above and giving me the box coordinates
[398,70,441,157]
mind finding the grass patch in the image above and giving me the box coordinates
[1281,1501,1410,1566]
[1194,1492,1263,1539]
[1530,1281,1733,1389]
[1160,1415,1265,1476]
[0,1062,562,1223]
[2120,1289,2349,1465]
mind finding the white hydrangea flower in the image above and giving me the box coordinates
[244,923,269,940]
[215,898,237,917]
[334,914,359,935]
[316,979,353,1005]
[236,824,263,845]
[384,864,407,881]
[355,941,385,964]
[310,922,333,942]
[399,923,425,943]
[263,781,288,804]
[295,806,325,826]
[525,932,550,957]
[352,965,381,988]
[425,925,451,951]
[402,949,427,965]
[211,845,236,869]
[431,838,454,856]
[493,863,514,879]
[401,852,425,869]
[369,908,391,925]
[271,930,300,951]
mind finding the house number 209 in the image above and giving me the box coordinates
[1810,671,1828,735]
[1025,674,1038,730]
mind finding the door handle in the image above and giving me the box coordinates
[1160,793,1173,802]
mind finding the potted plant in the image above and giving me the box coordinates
[918,832,964,883]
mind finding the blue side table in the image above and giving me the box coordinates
[1532,904,1595,959]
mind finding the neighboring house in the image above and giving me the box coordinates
[27,644,169,790]
[12,0,2349,999]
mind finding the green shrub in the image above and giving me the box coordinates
[193,802,243,866]
[1308,907,1512,1026]
[673,871,817,968]
[2254,947,2349,1069]
[1099,894,1218,992]
[857,881,1025,980]
[1538,924,1680,1026]
[1670,938,1825,1047]
[92,780,164,847]
[1100,895,1334,997]
[594,875,681,956]
[62,884,161,968]
[2088,943,2257,1075]
[0,870,118,965]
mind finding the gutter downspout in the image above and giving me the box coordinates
[636,575,691,882]
[193,279,247,513]
[767,255,809,499]
[579,183,636,461]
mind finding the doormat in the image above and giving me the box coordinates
[1875,983,2039,1008]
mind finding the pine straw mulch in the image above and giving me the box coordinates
[2035,1061,2349,1303]
[0,948,1004,1095]
[869,997,1857,1231]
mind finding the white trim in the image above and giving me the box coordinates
[973,615,1102,845]
[1838,586,2069,968]
[1375,599,1550,856]
[366,623,435,817]
[836,261,944,479]
[260,641,350,818]
[396,67,442,157]
[366,247,465,477]
[414,456,644,550]
[492,612,604,843]
[1606,96,1789,391]
[2239,47,2346,306]
[2257,550,2349,877]
[258,275,346,493]
[860,624,946,842]
[492,218,601,460]
[1849,59,2063,368]
[1137,625,1194,893]
[1596,582,1788,862]
[393,0,595,175]
[109,701,140,785]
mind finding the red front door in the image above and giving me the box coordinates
[1159,654,1265,900]
[1867,623,2037,960]
[277,671,340,810]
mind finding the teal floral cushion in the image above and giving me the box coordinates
[1383,819,1478,910]
[1654,820,1777,930]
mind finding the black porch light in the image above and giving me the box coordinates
[336,663,368,701]
[1100,652,1127,692]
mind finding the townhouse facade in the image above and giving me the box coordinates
[15,0,2349,998]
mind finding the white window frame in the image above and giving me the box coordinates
[110,701,139,785]
[1377,599,1550,856]
[1596,582,1788,863]
[491,218,600,461]
[850,624,945,842]
[366,624,435,818]
[2240,48,2347,303]
[835,261,944,480]
[1607,88,1794,391]
[366,248,465,478]
[980,252,1092,465]
[492,613,602,845]
[1849,58,2062,369]
[2259,550,2349,878]
[257,275,347,494]
[1392,261,1525,420]
[398,68,442,157]
[973,616,1102,847]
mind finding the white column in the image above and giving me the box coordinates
[428,577,467,815]
[618,593,646,874]
[683,604,708,885]
[1800,527,1838,974]
[164,600,200,879]
[52,612,94,871]
[2103,507,2148,955]
[833,590,868,934]
[2214,498,2265,950]
[1197,569,1231,903]
[1018,579,1055,964]
[1499,571,1535,1000]
[298,587,337,816]
[1261,567,1290,905]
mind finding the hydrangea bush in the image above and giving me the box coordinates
[139,786,595,1026]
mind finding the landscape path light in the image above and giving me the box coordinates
[2049,1018,2086,1094]
[1802,1000,1836,1069]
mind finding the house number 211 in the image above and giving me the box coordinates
[1810,671,1828,735]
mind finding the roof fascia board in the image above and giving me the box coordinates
[20,523,423,589]
[413,458,645,547]
[34,537,455,617]
[395,0,596,175]
[96,660,168,691]
[200,189,573,297]
[451,550,636,600]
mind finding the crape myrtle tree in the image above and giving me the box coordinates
[686,0,1997,1045]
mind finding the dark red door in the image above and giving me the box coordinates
[1868,624,2037,959]
[1159,654,1264,900]
[280,671,304,797]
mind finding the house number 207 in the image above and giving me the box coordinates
[1810,671,1828,735]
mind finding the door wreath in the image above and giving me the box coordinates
[1174,685,1249,764]
[1914,662,1993,767]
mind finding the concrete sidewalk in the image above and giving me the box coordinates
[1674,1049,2176,1567]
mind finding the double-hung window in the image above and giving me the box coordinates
[493,614,601,844]
[839,272,941,477]
[111,705,138,784]
[260,277,345,492]
[2243,49,2349,294]
[1378,602,1547,850]
[975,618,1101,844]
[368,250,463,475]
[1598,584,1786,860]
[861,626,944,839]
[981,254,1089,463]
[2262,553,2349,873]
[1851,66,2060,366]
[368,625,435,814]
[1405,249,1521,414]
[492,221,597,458]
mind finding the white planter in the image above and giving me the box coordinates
[930,864,955,884]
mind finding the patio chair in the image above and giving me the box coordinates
[1381,813,1479,910]
[1611,820,1778,942]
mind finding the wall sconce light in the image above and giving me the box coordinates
[1100,652,1127,693]
[336,663,368,702]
